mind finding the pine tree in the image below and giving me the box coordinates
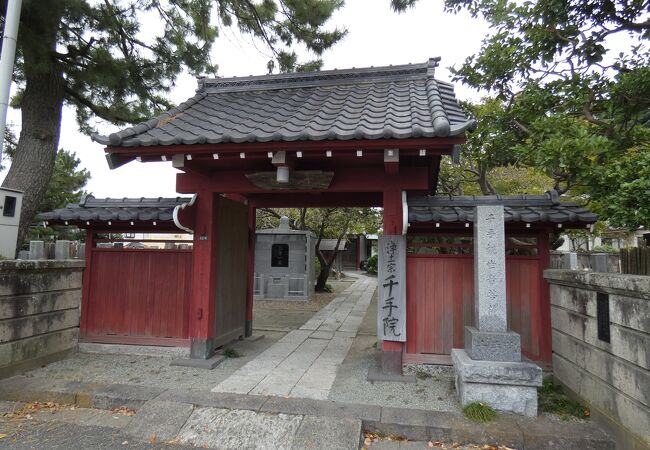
[1,0,346,250]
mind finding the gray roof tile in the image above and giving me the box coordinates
[408,191,597,225]
[37,195,191,224]
[93,59,476,148]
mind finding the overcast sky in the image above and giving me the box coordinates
[1,1,492,198]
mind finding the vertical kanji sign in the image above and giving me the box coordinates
[377,235,406,342]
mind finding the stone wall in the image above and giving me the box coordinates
[0,260,84,378]
[545,269,649,450]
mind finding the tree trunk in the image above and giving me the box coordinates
[2,68,65,252]
[315,258,333,292]
[477,165,496,195]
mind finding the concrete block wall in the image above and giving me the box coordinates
[0,260,84,378]
[545,269,650,450]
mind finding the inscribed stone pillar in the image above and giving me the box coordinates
[473,205,507,333]
[465,205,521,362]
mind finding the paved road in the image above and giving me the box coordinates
[212,275,376,399]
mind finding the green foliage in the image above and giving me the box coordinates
[321,283,333,293]
[314,257,321,278]
[591,245,617,254]
[396,0,650,229]
[538,379,590,420]
[366,254,378,274]
[223,348,241,358]
[14,1,346,133]
[462,402,497,422]
[37,149,90,213]
[4,147,90,243]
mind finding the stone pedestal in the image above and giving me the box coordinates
[452,349,542,417]
[464,326,521,362]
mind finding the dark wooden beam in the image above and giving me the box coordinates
[176,167,429,194]
[105,137,464,156]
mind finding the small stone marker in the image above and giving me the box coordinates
[17,250,29,260]
[77,243,86,259]
[29,241,45,260]
[54,240,72,260]
[44,242,55,259]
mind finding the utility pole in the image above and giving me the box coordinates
[0,0,22,160]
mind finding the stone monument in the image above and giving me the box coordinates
[452,205,542,417]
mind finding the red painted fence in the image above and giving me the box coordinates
[404,234,548,363]
[81,247,193,346]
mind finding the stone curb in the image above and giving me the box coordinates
[0,376,614,449]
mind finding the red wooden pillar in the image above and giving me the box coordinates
[382,185,404,374]
[189,191,219,359]
[80,229,94,338]
[538,229,552,363]
[245,204,256,337]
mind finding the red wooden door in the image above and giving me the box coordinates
[405,256,474,356]
[405,236,545,362]
[81,248,192,346]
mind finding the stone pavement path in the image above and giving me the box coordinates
[212,275,375,399]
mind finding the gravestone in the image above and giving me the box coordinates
[77,243,86,259]
[590,253,609,273]
[54,240,72,260]
[17,250,29,260]
[452,205,542,417]
[29,241,45,260]
[562,252,578,270]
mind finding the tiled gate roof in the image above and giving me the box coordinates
[408,191,598,225]
[37,195,190,224]
[92,58,476,148]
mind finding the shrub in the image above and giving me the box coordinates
[223,348,241,358]
[538,378,590,419]
[366,255,378,274]
[463,402,497,422]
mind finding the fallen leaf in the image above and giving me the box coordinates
[149,435,157,444]
[0,434,7,439]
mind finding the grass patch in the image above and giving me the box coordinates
[538,378,590,420]
[463,402,497,422]
[223,348,241,358]
[415,371,433,380]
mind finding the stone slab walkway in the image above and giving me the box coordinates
[212,275,375,399]
[0,377,615,450]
